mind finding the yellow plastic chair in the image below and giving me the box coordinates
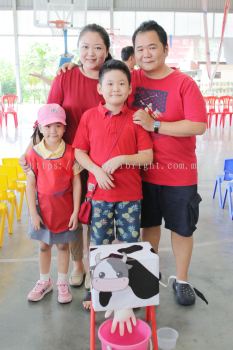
[1,158,26,181]
[0,174,16,233]
[2,158,19,166]
[0,202,11,247]
[0,166,26,220]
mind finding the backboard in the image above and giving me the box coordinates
[33,0,87,30]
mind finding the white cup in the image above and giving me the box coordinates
[157,327,179,350]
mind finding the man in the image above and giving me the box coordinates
[121,46,136,71]
[129,20,207,306]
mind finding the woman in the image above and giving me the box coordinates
[22,23,112,298]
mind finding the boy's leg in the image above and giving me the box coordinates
[90,200,115,245]
[83,200,115,310]
[115,201,141,243]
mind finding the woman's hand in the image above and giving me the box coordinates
[68,212,78,231]
[93,167,115,190]
[19,155,31,173]
[102,156,124,174]
[31,213,43,231]
[56,62,77,75]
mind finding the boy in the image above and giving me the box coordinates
[121,46,136,72]
[73,59,153,246]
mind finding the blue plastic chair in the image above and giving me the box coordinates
[223,182,233,219]
[213,159,233,208]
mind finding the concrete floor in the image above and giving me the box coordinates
[0,106,233,350]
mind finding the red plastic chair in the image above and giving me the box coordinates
[2,94,18,128]
[205,96,219,128]
[219,95,233,128]
[0,103,4,127]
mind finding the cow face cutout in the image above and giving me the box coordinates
[92,253,132,292]
[90,242,160,311]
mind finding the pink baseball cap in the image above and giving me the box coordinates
[37,103,67,126]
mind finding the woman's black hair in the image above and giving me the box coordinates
[132,20,168,49]
[99,59,131,85]
[78,23,112,62]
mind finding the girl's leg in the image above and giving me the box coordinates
[27,242,53,302]
[115,201,141,243]
[56,243,72,304]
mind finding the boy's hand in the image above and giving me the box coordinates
[68,212,78,231]
[102,156,124,174]
[93,167,115,190]
[31,213,43,231]
[57,62,77,75]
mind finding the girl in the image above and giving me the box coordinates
[26,103,81,303]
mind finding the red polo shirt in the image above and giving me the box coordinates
[73,103,152,202]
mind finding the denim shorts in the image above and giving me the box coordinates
[90,200,141,245]
[141,182,202,237]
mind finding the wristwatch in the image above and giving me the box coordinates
[153,120,161,133]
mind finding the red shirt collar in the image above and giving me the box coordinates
[97,102,129,117]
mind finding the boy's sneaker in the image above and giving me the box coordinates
[57,281,72,304]
[173,280,196,306]
[27,279,53,302]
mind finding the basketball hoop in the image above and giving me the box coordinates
[49,19,73,67]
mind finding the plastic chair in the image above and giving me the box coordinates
[0,174,16,234]
[0,202,11,247]
[0,102,4,127]
[223,182,233,219]
[213,159,233,208]
[205,96,219,128]
[1,94,18,128]
[219,96,233,128]
[0,166,26,220]
[1,158,26,181]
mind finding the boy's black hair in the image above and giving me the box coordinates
[132,20,168,49]
[121,46,134,61]
[78,23,112,62]
[99,59,131,85]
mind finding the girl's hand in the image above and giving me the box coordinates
[19,155,31,173]
[102,156,124,174]
[93,167,115,190]
[31,213,43,231]
[68,212,78,231]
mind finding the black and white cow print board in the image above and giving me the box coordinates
[90,242,159,312]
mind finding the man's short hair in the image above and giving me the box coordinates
[121,46,134,62]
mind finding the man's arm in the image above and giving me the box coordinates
[133,110,206,137]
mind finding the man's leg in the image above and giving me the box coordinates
[171,232,193,281]
[141,226,161,253]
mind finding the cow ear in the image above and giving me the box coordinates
[122,252,127,263]
[95,253,101,264]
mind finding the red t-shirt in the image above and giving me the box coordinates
[73,103,153,202]
[47,67,104,144]
[128,69,207,186]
